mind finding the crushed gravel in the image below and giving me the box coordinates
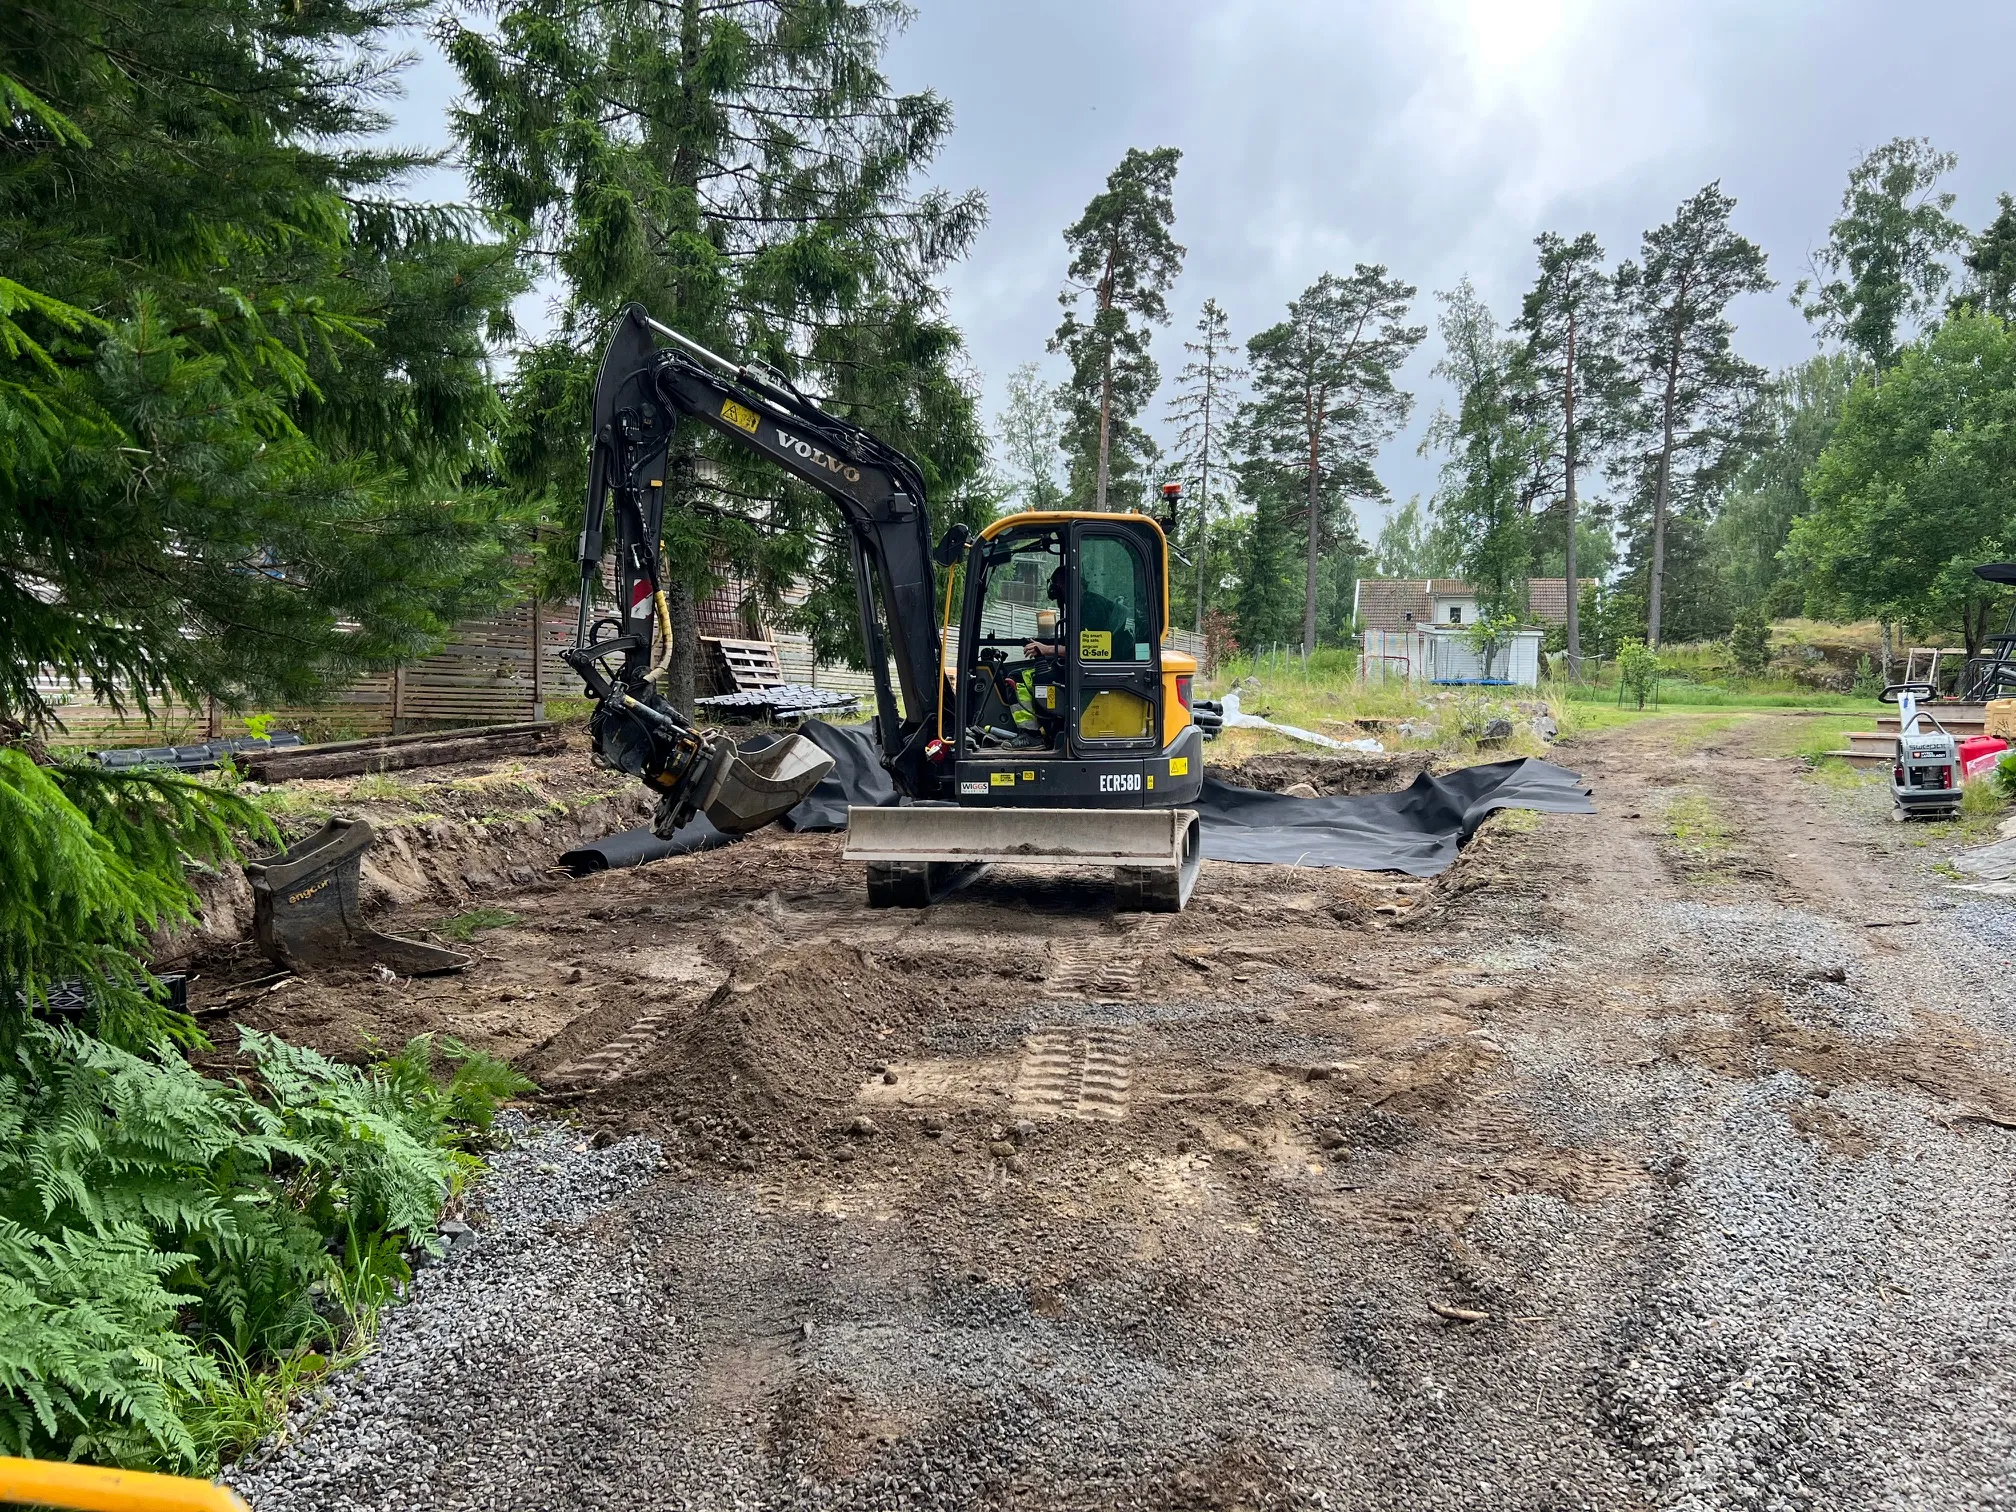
[226,723,2016,1510]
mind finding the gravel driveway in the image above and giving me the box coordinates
[229,717,2016,1511]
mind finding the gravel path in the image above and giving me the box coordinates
[229,719,2016,1511]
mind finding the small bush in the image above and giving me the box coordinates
[1615,639,1662,709]
[1851,654,1884,699]
[1728,610,1771,676]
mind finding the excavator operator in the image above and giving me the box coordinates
[1022,566,1137,661]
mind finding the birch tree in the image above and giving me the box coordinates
[1797,137,1967,370]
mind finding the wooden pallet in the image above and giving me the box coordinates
[703,636,786,692]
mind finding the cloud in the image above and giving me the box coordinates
[391,0,2016,538]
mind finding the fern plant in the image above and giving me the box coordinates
[0,1023,528,1470]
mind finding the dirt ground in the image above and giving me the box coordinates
[210,716,2016,1510]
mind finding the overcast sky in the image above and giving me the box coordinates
[396,0,2016,539]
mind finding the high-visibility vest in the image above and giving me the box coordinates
[1009,668,1041,730]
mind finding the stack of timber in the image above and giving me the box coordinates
[703,636,788,693]
[1828,703,1988,768]
[243,721,565,782]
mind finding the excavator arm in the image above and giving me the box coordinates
[564,305,949,835]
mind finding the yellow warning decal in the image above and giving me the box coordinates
[1169,756,1189,776]
[1146,775,1155,789]
[1079,629,1112,661]
[1022,769,1036,780]
[989,771,1015,786]
[720,398,761,434]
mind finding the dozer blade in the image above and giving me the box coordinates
[245,818,472,975]
[679,731,835,836]
[843,805,1202,912]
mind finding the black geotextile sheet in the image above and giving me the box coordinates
[557,721,1593,877]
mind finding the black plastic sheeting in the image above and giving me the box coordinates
[1194,763,1593,876]
[554,721,1593,877]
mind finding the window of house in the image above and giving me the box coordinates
[1448,605,1464,625]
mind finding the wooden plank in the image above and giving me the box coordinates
[246,726,563,782]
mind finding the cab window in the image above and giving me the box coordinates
[977,534,1059,648]
[1075,535,1149,664]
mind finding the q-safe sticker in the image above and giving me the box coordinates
[1079,629,1112,661]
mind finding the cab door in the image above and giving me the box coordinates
[1066,520,1162,758]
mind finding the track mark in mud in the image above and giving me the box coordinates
[548,1010,673,1087]
[1045,919,1167,999]
[1013,1027,1134,1120]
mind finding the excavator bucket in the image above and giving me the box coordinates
[245,818,472,975]
[843,805,1202,912]
[689,731,835,834]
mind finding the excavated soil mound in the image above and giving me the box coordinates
[1211,748,1434,795]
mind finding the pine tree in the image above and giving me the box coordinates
[449,0,988,704]
[0,0,526,729]
[1797,137,1967,371]
[1423,281,1542,620]
[1515,231,1625,672]
[1050,147,1185,512]
[1961,193,2016,319]
[1164,300,1246,632]
[1232,460,1302,652]
[1244,268,1423,655]
[1615,183,1774,645]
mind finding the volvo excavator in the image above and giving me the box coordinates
[562,304,1205,910]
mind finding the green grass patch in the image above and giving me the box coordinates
[1658,791,1743,883]
[435,906,521,941]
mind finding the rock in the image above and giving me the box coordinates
[921,1115,946,1137]
[848,1115,877,1138]
[735,1156,756,1173]
[1006,1155,1028,1176]
[566,966,585,984]
[1013,1119,1035,1144]
[1477,717,1515,746]
[882,1069,899,1085]
[987,1140,1016,1158]
[831,1145,856,1163]
[1307,1065,1334,1082]
[591,1128,617,1149]
[1532,715,1559,743]
[1808,965,1848,983]
[1282,781,1321,799]
[1317,1128,1347,1150]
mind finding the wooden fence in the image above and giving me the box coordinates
[40,575,1209,748]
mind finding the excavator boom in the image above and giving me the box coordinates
[567,307,1202,909]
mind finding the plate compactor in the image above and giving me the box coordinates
[562,305,1205,910]
[1879,684,2010,820]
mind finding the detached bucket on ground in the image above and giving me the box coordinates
[246,818,472,975]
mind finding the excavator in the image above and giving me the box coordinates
[561,304,1205,910]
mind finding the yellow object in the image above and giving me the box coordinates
[989,771,1015,786]
[0,1458,249,1512]
[1160,649,1196,740]
[1079,629,1112,661]
[719,397,761,433]
[1169,756,1189,776]
[1989,698,2016,739]
[1079,690,1153,739]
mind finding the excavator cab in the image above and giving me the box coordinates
[945,513,1202,808]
